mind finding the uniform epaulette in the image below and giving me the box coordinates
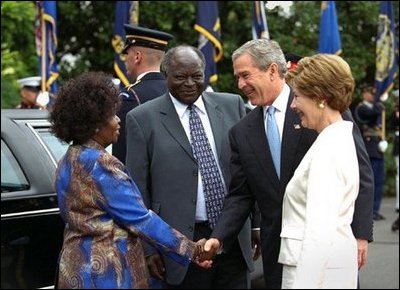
[125,79,142,91]
[125,84,134,91]
[124,80,141,105]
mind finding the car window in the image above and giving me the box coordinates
[35,129,111,160]
[35,128,69,163]
[1,140,29,193]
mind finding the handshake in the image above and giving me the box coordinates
[192,238,221,268]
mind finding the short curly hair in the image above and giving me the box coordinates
[50,71,120,144]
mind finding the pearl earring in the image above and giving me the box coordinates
[318,103,325,109]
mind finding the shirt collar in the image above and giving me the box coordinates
[170,94,206,118]
[136,71,159,81]
[263,83,290,119]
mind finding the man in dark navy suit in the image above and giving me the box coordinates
[112,24,173,163]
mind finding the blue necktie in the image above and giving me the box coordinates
[189,105,225,228]
[266,106,281,178]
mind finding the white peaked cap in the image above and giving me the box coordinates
[18,76,41,88]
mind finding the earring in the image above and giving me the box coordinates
[95,128,100,133]
[318,103,325,109]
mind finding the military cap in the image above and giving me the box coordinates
[284,53,303,71]
[18,76,41,89]
[122,24,173,54]
[284,53,303,64]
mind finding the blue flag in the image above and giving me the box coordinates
[374,1,398,102]
[194,1,223,87]
[318,1,342,54]
[252,1,269,39]
[36,1,58,97]
[112,1,138,87]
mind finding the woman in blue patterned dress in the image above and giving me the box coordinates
[50,72,209,289]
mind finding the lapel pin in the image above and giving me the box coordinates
[294,124,301,129]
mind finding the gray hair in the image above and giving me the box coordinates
[232,39,287,78]
[161,45,206,76]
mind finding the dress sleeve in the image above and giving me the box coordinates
[92,153,195,266]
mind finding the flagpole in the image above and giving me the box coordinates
[381,109,386,140]
[40,6,46,92]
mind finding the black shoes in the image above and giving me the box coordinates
[373,213,386,221]
[391,217,399,232]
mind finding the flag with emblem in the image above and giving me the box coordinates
[252,1,269,39]
[36,1,58,99]
[374,1,398,103]
[318,1,342,55]
[112,1,139,87]
[194,1,223,88]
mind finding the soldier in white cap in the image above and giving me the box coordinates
[16,76,51,109]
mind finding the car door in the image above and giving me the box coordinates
[1,113,67,289]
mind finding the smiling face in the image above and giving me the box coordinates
[290,91,322,131]
[233,53,284,107]
[93,115,121,148]
[166,47,205,105]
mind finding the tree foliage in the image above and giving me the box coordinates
[2,1,399,104]
[1,1,37,108]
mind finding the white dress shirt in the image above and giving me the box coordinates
[170,94,227,222]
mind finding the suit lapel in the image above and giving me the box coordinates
[281,91,303,187]
[159,95,195,161]
[246,107,280,190]
[203,93,224,159]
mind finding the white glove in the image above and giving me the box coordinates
[378,140,388,153]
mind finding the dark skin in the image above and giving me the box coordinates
[147,46,207,280]
[166,46,205,105]
[146,46,261,280]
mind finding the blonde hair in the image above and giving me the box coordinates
[286,54,355,113]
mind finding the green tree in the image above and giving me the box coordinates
[1,1,37,108]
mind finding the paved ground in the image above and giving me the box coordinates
[251,197,399,289]
[359,197,399,289]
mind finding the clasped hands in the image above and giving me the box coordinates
[192,238,221,268]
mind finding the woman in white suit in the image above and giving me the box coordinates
[278,54,359,289]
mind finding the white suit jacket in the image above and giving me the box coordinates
[278,121,359,288]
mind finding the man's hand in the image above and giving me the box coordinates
[251,229,261,260]
[192,238,213,268]
[357,239,368,269]
[199,238,220,261]
[193,238,207,259]
[146,253,165,280]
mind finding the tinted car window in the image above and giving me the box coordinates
[1,140,29,193]
[36,129,69,163]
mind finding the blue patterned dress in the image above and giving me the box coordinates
[55,140,195,289]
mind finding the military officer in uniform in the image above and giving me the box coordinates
[16,76,54,109]
[355,85,386,221]
[112,24,174,163]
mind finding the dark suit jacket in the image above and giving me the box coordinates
[125,92,253,285]
[212,90,374,288]
[355,101,384,159]
[112,72,167,163]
